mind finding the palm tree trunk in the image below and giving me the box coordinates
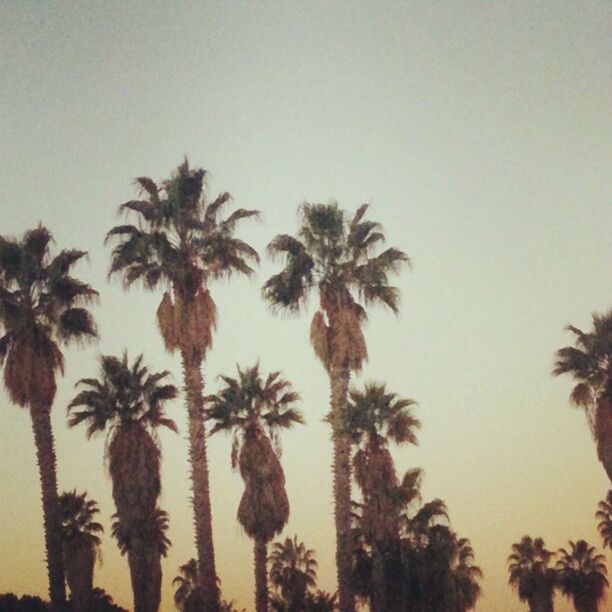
[329,366,355,612]
[181,351,220,611]
[64,535,95,612]
[127,537,149,612]
[595,398,612,483]
[371,544,386,612]
[254,537,268,612]
[30,403,66,608]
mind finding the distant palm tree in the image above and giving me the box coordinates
[107,160,259,610]
[507,536,556,612]
[269,536,319,611]
[0,226,97,606]
[263,202,408,612]
[207,364,303,612]
[596,490,612,550]
[68,353,177,612]
[345,382,419,612]
[556,540,608,612]
[453,536,483,612]
[173,558,199,610]
[58,490,104,611]
[553,310,612,482]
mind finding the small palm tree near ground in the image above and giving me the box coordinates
[508,536,556,612]
[173,558,199,610]
[68,352,177,612]
[553,309,612,482]
[207,364,303,612]
[0,226,97,606]
[556,539,608,612]
[596,490,612,549]
[263,202,408,612]
[345,382,419,612]
[268,536,320,611]
[107,160,259,610]
[58,490,103,611]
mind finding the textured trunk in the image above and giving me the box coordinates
[329,366,355,612]
[64,535,95,612]
[30,404,66,608]
[126,537,161,612]
[254,537,268,612]
[371,544,386,612]
[182,351,220,611]
[595,397,612,483]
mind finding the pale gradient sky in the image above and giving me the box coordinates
[0,2,610,611]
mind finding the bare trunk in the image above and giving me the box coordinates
[329,366,355,612]
[127,537,149,612]
[182,351,220,611]
[595,397,612,484]
[254,537,268,612]
[371,544,386,612]
[30,404,66,608]
[64,535,95,612]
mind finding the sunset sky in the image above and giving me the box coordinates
[0,2,610,610]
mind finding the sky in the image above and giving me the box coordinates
[0,1,610,610]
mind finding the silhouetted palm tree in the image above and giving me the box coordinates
[554,310,612,482]
[556,540,608,612]
[346,382,419,611]
[453,536,483,612]
[263,202,408,612]
[107,160,259,610]
[68,353,177,612]
[596,490,612,550]
[0,226,97,606]
[507,536,556,612]
[207,364,303,612]
[269,536,319,611]
[173,558,199,610]
[58,490,103,611]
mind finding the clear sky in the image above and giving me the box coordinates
[0,1,610,610]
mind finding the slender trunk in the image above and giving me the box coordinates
[126,537,149,612]
[329,366,355,612]
[64,535,95,612]
[182,351,220,611]
[371,544,386,612]
[254,537,268,612]
[595,397,612,484]
[30,404,66,608]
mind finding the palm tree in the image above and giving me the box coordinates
[68,352,177,612]
[453,536,483,612]
[0,226,97,606]
[263,202,408,611]
[507,536,556,612]
[345,382,419,612]
[173,558,199,610]
[269,536,319,611]
[553,309,612,482]
[107,160,259,609]
[556,540,608,612]
[596,490,612,549]
[206,364,303,612]
[58,490,104,611]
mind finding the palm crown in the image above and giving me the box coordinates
[263,202,408,371]
[269,536,318,604]
[507,536,556,602]
[0,225,97,406]
[58,490,104,546]
[596,490,612,549]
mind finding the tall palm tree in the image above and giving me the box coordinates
[206,364,303,612]
[596,490,612,549]
[507,536,556,612]
[556,540,608,612]
[68,353,177,612]
[0,226,97,606]
[58,490,104,612]
[263,202,408,611]
[107,160,259,609]
[345,382,419,612]
[269,536,319,611]
[553,309,612,482]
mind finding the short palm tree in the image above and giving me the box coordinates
[596,490,612,549]
[107,160,259,609]
[173,558,199,610]
[68,352,177,612]
[553,309,612,482]
[0,226,97,606]
[556,539,608,612]
[207,364,303,612]
[58,490,104,612]
[269,536,319,611]
[346,382,419,612]
[453,537,483,612]
[507,536,556,612]
[263,202,408,611]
